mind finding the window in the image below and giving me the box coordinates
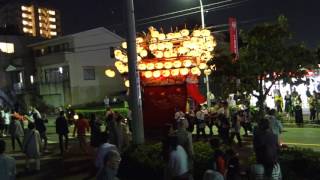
[0,42,14,53]
[83,67,95,80]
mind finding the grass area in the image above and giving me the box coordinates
[281,127,320,151]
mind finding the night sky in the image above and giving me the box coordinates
[19,0,320,47]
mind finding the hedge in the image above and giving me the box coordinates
[75,108,128,120]
[118,142,320,180]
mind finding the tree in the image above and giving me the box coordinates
[210,16,318,117]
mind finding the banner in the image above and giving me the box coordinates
[229,17,239,60]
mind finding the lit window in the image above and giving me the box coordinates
[48,10,55,15]
[21,6,27,11]
[40,30,43,34]
[50,31,57,36]
[49,17,56,22]
[39,23,42,27]
[38,8,41,13]
[22,13,28,18]
[49,24,56,29]
[39,16,42,20]
[23,27,29,32]
[58,67,63,74]
[18,72,23,83]
[0,42,14,53]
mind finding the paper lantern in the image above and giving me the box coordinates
[173,61,182,68]
[118,67,125,74]
[121,42,127,49]
[124,66,129,73]
[164,42,173,50]
[140,49,148,57]
[204,69,212,75]
[191,67,201,75]
[157,43,165,51]
[150,38,157,43]
[121,56,128,63]
[183,41,192,49]
[199,63,207,70]
[138,63,147,70]
[180,29,190,37]
[166,33,174,39]
[162,70,170,77]
[155,62,164,69]
[154,51,164,58]
[137,56,142,62]
[153,70,161,78]
[183,60,192,67]
[201,29,211,37]
[105,69,116,78]
[180,68,189,76]
[114,49,123,60]
[151,30,159,38]
[192,30,201,37]
[149,44,157,51]
[144,71,153,78]
[158,33,166,41]
[164,62,173,69]
[171,69,179,76]
[115,61,123,68]
[164,51,172,58]
[136,37,144,44]
[125,80,130,88]
[147,63,155,70]
[178,47,189,55]
[174,32,182,39]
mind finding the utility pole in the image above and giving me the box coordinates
[126,0,144,144]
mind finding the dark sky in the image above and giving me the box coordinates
[24,0,320,47]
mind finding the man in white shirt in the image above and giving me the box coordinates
[95,133,118,170]
[0,140,16,180]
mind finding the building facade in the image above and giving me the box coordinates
[0,2,61,39]
[29,27,125,108]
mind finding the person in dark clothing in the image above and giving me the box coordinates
[253,118,280,178]
[66,105,75,125]
[55,111,69,155]
[230,111,242,147]
[89,113,102,148]
[218,114,230,144]
[225,149,240,180]
[9,117,24,151]
[33,113,48,152]
[209,138,226,175]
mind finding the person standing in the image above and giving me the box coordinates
[308,95,316,122]
[73,114,90,154]
[0,140,16,180]
[33,113,48,152]
[9,117,24,151]
[284,91,292,119]
[230,110,242,147]
[267,109,283,143]
[96,150,121,180]
[95,132,118,171]
[293,95,303,127]
[55,111,69,155]
[0,106,4,137]
[89,113,102,148]
[196,107,206,139]
[23,123,41,172]
[3,109,11,137]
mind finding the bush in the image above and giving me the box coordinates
[75,108,128,121]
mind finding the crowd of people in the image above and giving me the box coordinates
[0,100,284,180]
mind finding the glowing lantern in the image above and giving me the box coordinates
[166,33,174,39]
[157,43,165,51]
[118,67,125,74]
[151,30,159,38]
[138,63,147,70]
[140,49,148,57]
[173,61,182,68]
[162,70,170,77]
[164,62,173,69]
[149,44,157,51]
[125,80,130,87]
[147,63,155,70]
[178,47,189,55]
[121,42,127,49]
[191,67,201,75]
[137,56,142,62]
[164,51,172,58]
[199,63,207,70]
[158,33,166,41]
[204,69,212,75]
[180,68,189,76]
[105,69,115,78]
[201,29,211,37]
[144,71,153,78]
[136,37,144,44]
[180,29,190,37]
[174,32,182,39]
[155,62,164,69]
[183,41,192,49]
[114,50,123,60]
[183,60,192,67]
[192,30,201,37]
[171,69,179,76]
[115,61,123,68]
[121,56,128,63]
[136,46,143,53]
[154,51,164,58]
[153,70,161,78]
[191,37,198,43]
[164,42,173,50]
[150,38,157,43]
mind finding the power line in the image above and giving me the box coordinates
[136,0,232,23]
[136,0,248,26]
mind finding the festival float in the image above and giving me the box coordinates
[105,26,217,130]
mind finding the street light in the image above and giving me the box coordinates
[204,69,212,107]
[198,0,205,28]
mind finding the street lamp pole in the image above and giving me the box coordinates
[199,0,205,28]
[126,0,144,144]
